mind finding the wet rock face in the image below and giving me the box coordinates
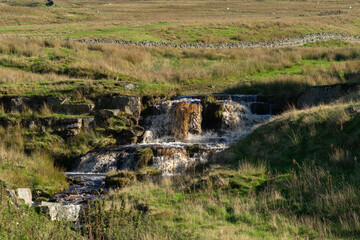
[171,102,202,141]
[201,96,224,131]
[74,150,122,173]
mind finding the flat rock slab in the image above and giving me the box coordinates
[16,188,32,205]
[40,202,82,221]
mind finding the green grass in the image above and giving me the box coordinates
[2,38,360,98]
[0,189,77,240]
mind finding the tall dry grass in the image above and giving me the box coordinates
[0,125,67,193]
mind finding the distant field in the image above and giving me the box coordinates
[1,0,360,43]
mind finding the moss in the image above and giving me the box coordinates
[136,167,161,181]
[134,147,153,169]
[200,95,224,130]
[105,171,137,189]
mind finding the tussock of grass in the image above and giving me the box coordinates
[0,128,67,193]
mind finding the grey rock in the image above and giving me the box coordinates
[10,97,31,112]
[29,121,36,130]
[82,118,95,129]
[345,106,360,115]
[16,188,32,205]
[5,189,20,207]
[47,97,94,115]
[96,109,121,118]
[40,202,82,221]
[124,83,138,90]
[97,96,141,117]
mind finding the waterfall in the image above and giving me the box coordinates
[71,95,273,175]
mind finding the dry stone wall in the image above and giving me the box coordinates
[2,32,360,49]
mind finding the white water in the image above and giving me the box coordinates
[72,95,273,175]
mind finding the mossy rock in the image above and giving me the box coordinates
[105,171,137,189]
[228,173,267,194]
[134,147,153,169]
[32,188,51,199]
[34,196,50,203]
[201,95,224,130]
[136,167,161,181]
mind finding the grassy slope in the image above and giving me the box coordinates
[1,38,360,99]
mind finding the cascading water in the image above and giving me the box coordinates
[71,94,273,175]
[54,94,275,204]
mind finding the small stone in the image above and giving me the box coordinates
[29,121,36,130]
[124,83,138,90]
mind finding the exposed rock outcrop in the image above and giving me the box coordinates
[95,95,141,118]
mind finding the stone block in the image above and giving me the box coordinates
[40,202,82,221]
[16,188,32,205]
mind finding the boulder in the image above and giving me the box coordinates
[55,118,83,136]
[134,147,153,169]
[39,202,82,221]
[96,109,122,119]
[96,95,141,117]
[82,117,95,130]
[345,106,360,116]
[59,103,94,115]
[16,188,32,205]
[104,171,137,189]
[10,97,31,112]
[114,129,139,145]
[47,97,94,115]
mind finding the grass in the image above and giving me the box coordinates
[0,187,77,240]
[1,0,360,43]
[1,38,360,99]
[0,126,68,194]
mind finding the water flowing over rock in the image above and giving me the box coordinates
[171,102,202,141]
[72,94,273,175]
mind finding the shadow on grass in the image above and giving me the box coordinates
[222,78,312,104]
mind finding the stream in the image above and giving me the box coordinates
[51,94,277,204]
